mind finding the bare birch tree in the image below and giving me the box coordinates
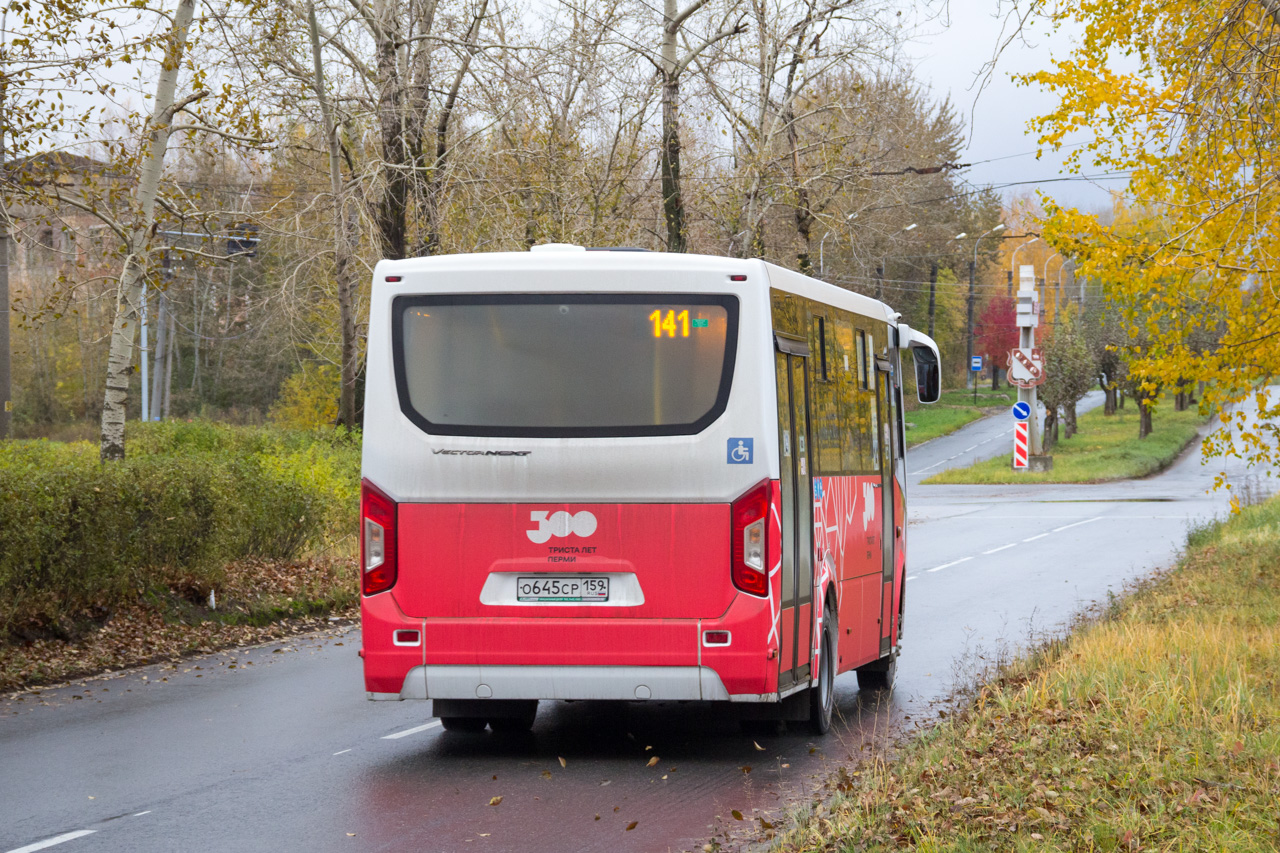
[306,0,358,428]
[2,0,270,458]
[656,0,744,252]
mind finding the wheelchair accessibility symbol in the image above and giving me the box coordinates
[727,438,754,464]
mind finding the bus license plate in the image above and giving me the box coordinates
[516,576,609,603]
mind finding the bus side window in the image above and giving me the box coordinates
[836,320,861,473]
[894,370,906,458]
[868,366,879,464]
[811,315,841,473]
[855,332,867,390]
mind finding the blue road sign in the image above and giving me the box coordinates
[1012,401,1031,420]
[970,356,983,372]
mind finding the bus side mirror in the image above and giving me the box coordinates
[914,349,940,403]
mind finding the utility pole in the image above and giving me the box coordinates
[1006,269,1013,297]
[875,262,884,301]
[149,251,170,421]
[928,262,937,338]
[967,258,975,389]
[968,223,1005,389]
[0,54,10,439]
[1016,264,1043,457]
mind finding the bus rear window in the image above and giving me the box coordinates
[392,293,738,437]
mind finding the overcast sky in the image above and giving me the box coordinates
[904,0,1124,216]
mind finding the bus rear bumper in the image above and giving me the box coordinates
[368,664,732,702]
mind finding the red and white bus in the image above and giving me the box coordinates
[360,246,940,734]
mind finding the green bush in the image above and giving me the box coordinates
[0,423,360,636]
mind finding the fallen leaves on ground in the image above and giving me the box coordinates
[1,557,358,693]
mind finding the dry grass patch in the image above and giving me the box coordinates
[766,497,1280,852]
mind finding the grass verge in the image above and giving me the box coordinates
[765,497,1280,852]
[905,388,1016,448]
[923,400,1206,484]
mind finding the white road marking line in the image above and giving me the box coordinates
[5,830,96,853]
[1022,533,1050,542]
[1053,517,1103,533]
[382,720,443,739]
[979,438,992,444]
[982,543,1017,554]
[963,445,978,452]
[926,557,972,573]
[132,812,151,817]
[905,575,918,581]
[333,749,352,755]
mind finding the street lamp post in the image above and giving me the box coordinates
[930,232,967,339]
[818,212,856,276]
[877,222,916,300]
[968,223,1006,388]
[1043,251,1061,324]
[1010,236,1042,298]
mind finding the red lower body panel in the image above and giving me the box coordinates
[362,582,777,698]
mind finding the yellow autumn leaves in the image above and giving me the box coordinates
[1024,0,1280,470]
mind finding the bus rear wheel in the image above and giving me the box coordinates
[440,716,487,733]
[808,606,836,735]
[856,652,897,692]
[488,701,539,733]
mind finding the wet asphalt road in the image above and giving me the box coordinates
[2,399,1272,853]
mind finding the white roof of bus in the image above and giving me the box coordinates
[375,249,897,325]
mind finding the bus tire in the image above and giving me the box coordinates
[808,605,836,735]
[488,701,539,734]
[440,716,487,733]
[856,653,897,692]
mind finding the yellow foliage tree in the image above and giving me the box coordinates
[1022,0,1280,476]
[269,363,339,430]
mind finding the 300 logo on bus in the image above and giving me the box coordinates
[527,510,598,544]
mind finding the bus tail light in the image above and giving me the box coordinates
[361,479,398,595]
[731,481,770,597]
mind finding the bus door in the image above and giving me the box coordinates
[774,334,814,690]
[875,360,897,656]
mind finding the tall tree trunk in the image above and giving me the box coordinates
[99,0,198,461]
[1064,401,1077,438]
[660,0,685,253]
[421,0,487,256]
[309,0,359,429]
[1043,409,1058,452]
[374,5,407,260]
[0,73,10,440]
[660,75,685,253]
[1136,385,1157,438]
[782,18,813,273]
